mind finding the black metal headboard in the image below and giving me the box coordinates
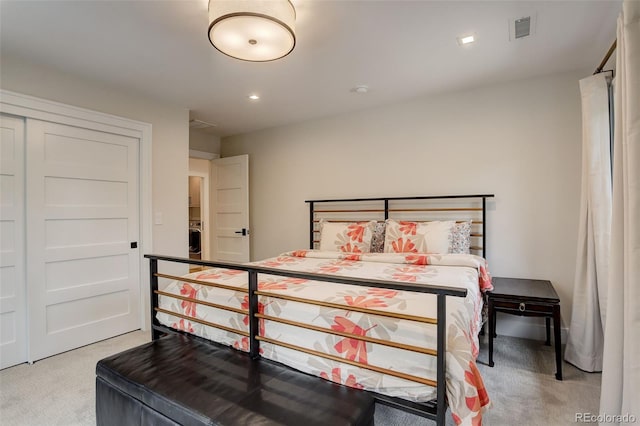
[305,194,495,258]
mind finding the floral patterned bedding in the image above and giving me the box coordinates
[156,250,492,425]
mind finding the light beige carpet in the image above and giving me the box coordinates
[376,336,602,425]
[0,331,600,425]
[0,330,150,426]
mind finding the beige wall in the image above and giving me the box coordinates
[0,55,189,261]
[222,69,587,339]
[189,129,221,154]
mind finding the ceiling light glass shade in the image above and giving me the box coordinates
[208,0,296,62]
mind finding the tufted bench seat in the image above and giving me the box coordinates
[96,333,376,426]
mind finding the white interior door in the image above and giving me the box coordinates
[211,155,249,262]
[0,114,27,369]
[26,119,140,362]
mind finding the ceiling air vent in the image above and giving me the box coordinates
[509,14,536,41]
[189,119,217,130]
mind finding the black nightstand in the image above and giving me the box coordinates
[487,277,562,380]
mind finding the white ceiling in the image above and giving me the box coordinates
[0,0,621,137]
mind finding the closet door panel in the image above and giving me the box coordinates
[0,114,27,369]
[26,119,140,362]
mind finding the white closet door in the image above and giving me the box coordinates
[0,114,27,369]
[26,119,141,362]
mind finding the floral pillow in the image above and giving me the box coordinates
[319,220,376,253]
[450,220,472,254]
[383,219,455,254]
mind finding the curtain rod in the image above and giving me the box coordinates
[594,40,617,75]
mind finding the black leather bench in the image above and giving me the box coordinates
[96,333,376,426]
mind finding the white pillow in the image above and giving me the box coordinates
[319,220,376,253]
[383,219,455,254]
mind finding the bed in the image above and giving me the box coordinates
[149,194,494,425]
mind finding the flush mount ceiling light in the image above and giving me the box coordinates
[208,0,296,62]
[248,94,260,100]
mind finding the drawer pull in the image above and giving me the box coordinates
[519,302,526,312]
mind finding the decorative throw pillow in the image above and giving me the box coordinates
[450,220,472,254]
[319,220,376,253]
[383,219,455,254]
[369,221,386,253]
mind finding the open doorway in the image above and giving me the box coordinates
[188,157,211,271]
[188,175,203,261]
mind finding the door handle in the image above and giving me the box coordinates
[235,228,247,236]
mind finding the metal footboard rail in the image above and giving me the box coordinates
[145,254,467,425]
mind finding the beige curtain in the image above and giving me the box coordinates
[599,1,640,424]
[564,74,612,372]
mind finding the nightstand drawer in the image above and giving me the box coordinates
[492,299,554,315]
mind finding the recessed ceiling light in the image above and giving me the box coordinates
[248,94,260,100]
[457,34,476,46]
[461,35,475,44]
